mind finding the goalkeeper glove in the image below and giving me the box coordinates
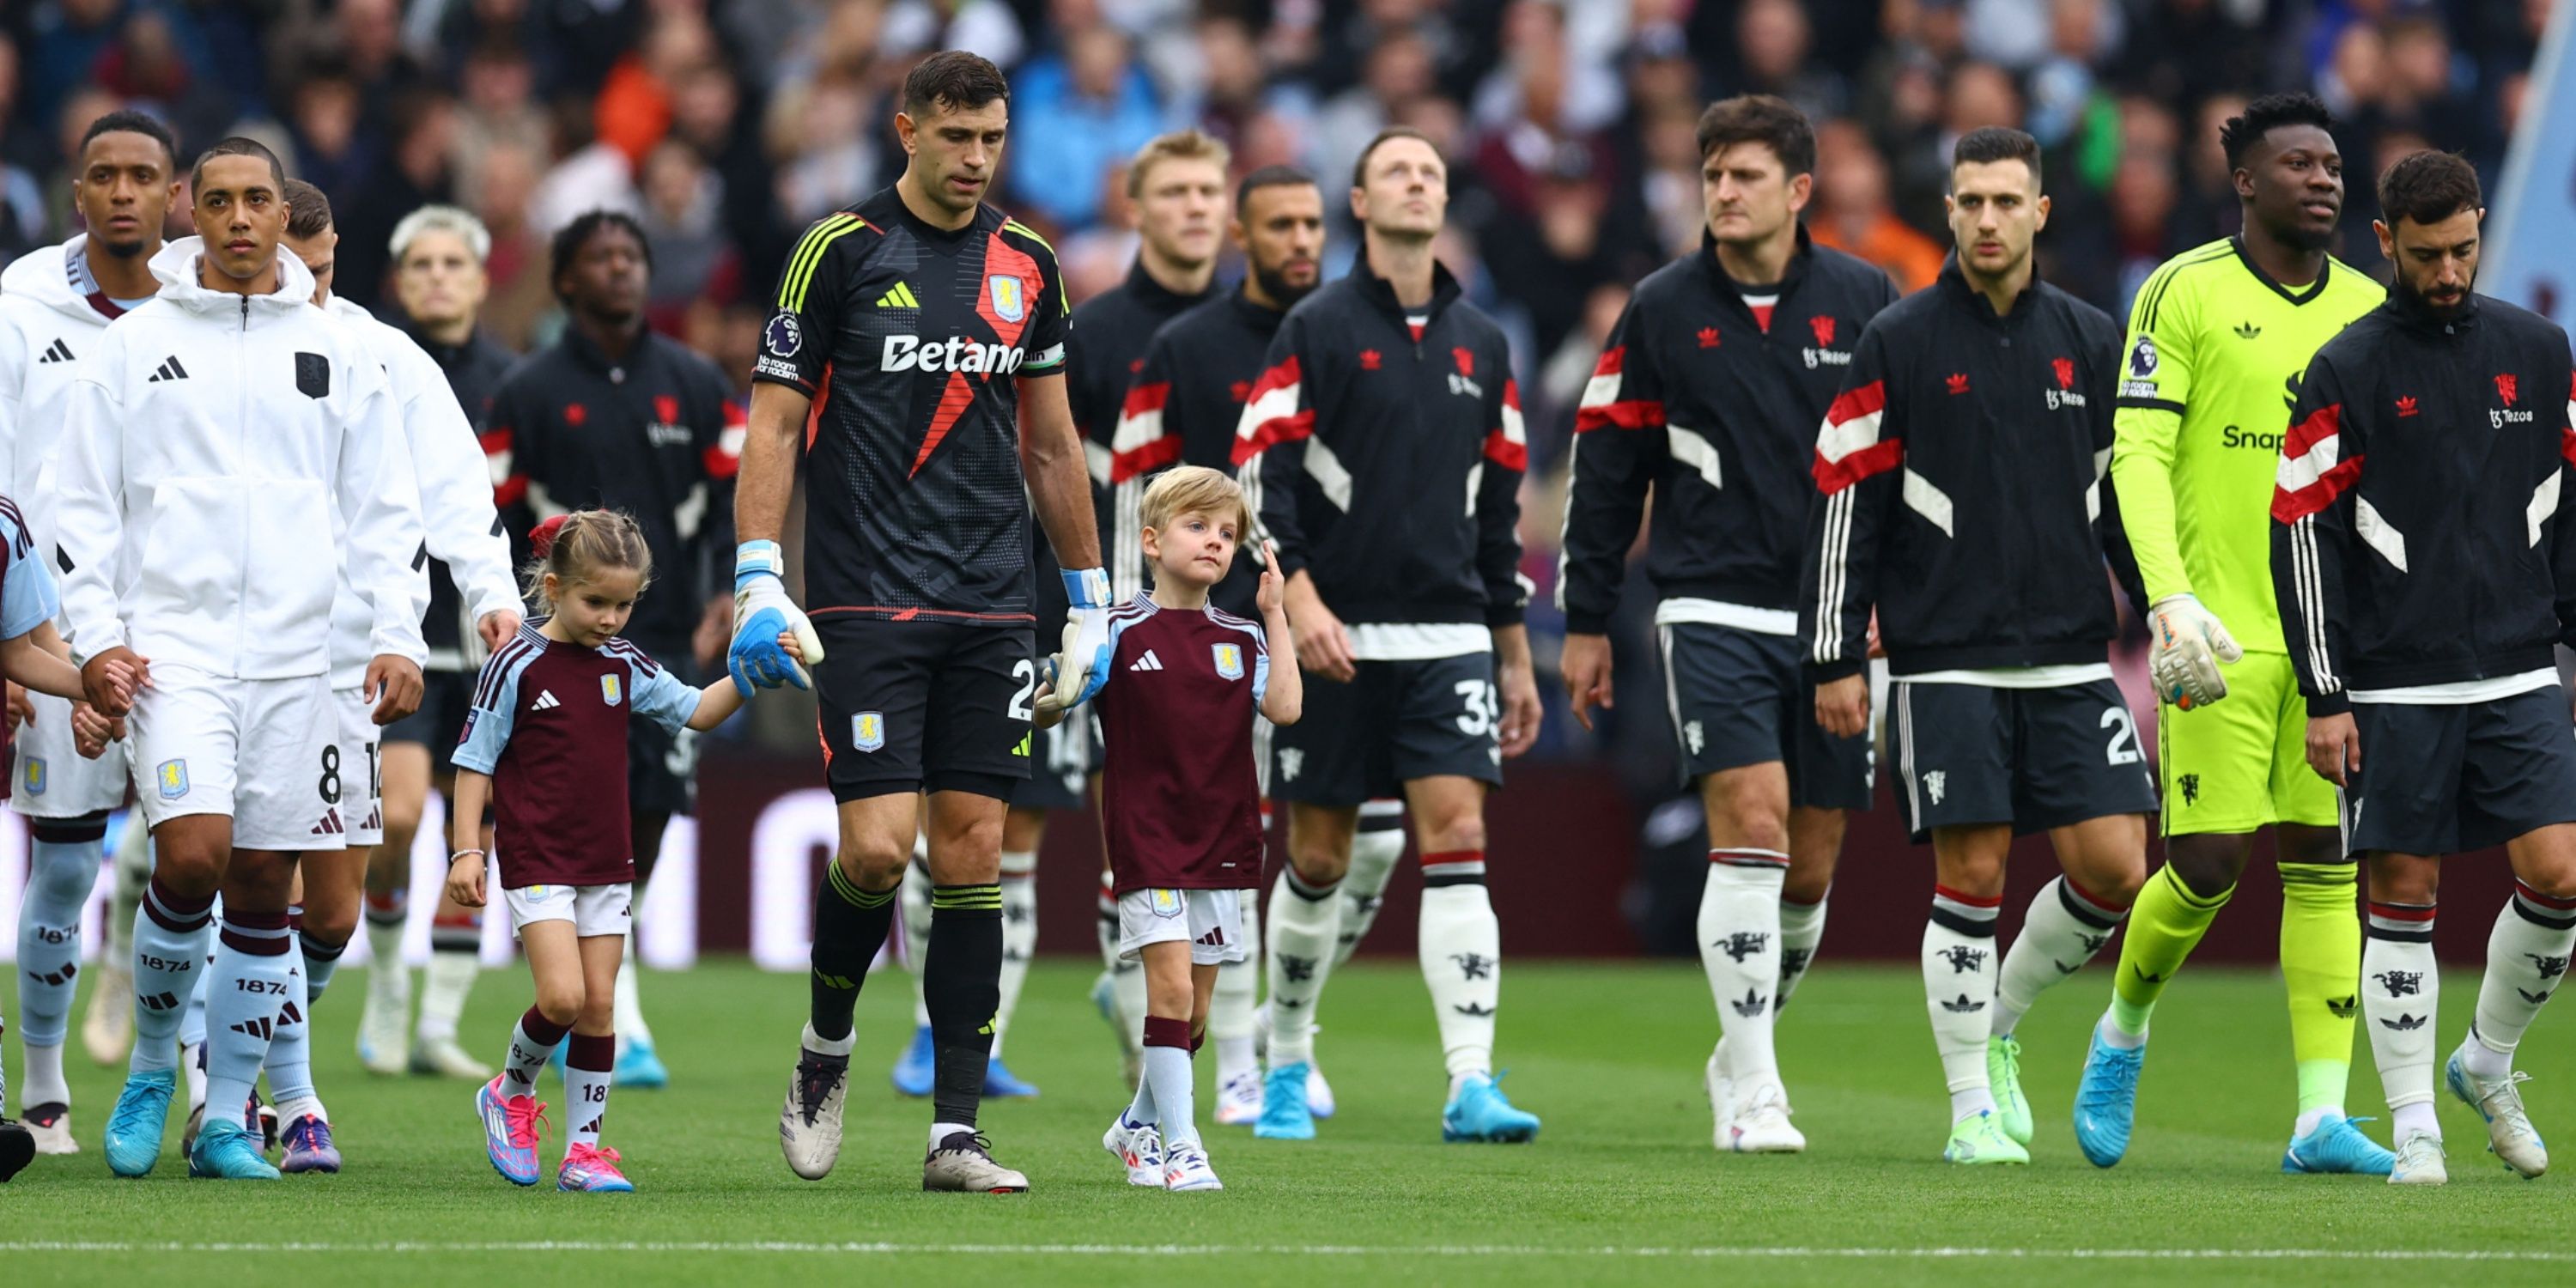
[728,540,824,696]
[1042,567,1116,713]
[2147,592,2241,710]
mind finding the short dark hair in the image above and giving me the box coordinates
[1694,94,1815,176]
[1352,125,1439,190]
[2219,93,2336,170]
[902,50,1010,119]
[1951,127,2042,185]
[1236,164,1317,214]
[550,209,652,300]
[282,179,333,240]
[78,109,179,169]
[2376,149,2482,229]
[190,136,284,193]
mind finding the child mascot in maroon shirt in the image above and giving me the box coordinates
[1043,465,1303,1192]
[446,510,798,1193]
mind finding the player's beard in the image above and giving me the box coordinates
[2392,264,2473,320]
[2267,210,2337,255]
[2287,222,2349,253]
[94,229,153,259]
[1252,260,1318,310]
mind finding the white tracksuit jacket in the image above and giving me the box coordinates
[0,235,126,578]
[319,293,515,688]
[55,238,425,681]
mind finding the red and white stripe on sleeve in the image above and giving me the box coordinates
[1484,379,1528,471]
[2563,372,2576,465]
[2269,403,2360,521]
[1230,356,1311,465]
[702,399,746,480]
[1573,346,1662,432]
[483,425,525,507]
[1811,380,1900,493]
[1110,381,1183,483]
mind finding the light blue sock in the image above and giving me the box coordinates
[179,949,210,1049]
[203,914,297,1119]
[259,940,318,1109]
[301,931,344,1007]
[1145,1043,1197,1145]
[1125,1064,1157,1127]
[15,838,100,1044]
[130,876,215,1073]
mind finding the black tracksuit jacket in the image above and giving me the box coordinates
[1800,260,2136,679]
[2270,290,2576,714]
[1232,258,1526,629]
[1114,287,1288,616]
[1558,228,1899,635]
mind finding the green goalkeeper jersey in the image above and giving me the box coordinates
[2111,237,2383,653]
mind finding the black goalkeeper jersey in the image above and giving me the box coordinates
[753,186,1070,626]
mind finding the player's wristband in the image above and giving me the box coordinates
[735,540,785,592]
[1063,567,1111,610]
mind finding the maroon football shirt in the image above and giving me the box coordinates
[1096,595,1270,891]
[453,623,702,887]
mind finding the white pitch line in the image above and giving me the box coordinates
[1,1243,2572,1261]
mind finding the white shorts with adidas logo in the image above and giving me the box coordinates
[334,684,386,846]
[127,664,340,851]
[1117,887,1248,966]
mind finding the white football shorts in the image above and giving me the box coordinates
[9,689,131,817]
[128,665,339,851]
[1117,886,1248,966]
[335,684,386,846]
[504,881,634,939]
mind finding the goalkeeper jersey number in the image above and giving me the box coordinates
[2110,238,2381,654]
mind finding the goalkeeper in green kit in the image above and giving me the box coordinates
[2070,94,2392,1173]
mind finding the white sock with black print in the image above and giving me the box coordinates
[1993,877,2128,1038]
[2363,899,2440,1139]
[1334,813,1406,967]
[1923,885,2002,1122]
[1777,891,1828,1010]
[991,849,1037,1058]
[1264,865,1342,1068]
[1699,849,1788,1086]
[1418,851,1499,1089]
[2463,880,2576,1078]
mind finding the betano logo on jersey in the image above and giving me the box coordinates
[881,332,1026,375]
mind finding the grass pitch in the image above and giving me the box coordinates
[4,957,2571,1285]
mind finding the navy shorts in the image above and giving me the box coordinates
[383,670,473,772]
[1889,677,2159,842]
[2342,685,2576,856]
[629,714,698,817]
[1658,622,1873,809]
[1271,653,1503,806]
[1010,710,1097,811]
[817,618,1036,802]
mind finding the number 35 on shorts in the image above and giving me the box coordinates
[1457,679,1502,762]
